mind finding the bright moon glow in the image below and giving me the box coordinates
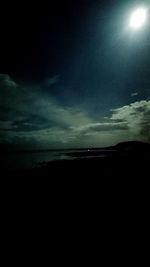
[130,8,147,29]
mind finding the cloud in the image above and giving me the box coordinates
[45,75,60,86]
[0,74,149,148]
[70,101,150,144]
[131,92,138,97]
[111,100,150,142]
[0,74,93,148]
[0,74,17,88]
[70,122,128,133]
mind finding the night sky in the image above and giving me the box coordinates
[0,0,150,149]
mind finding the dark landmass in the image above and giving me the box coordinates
[7,141,148,177]
[115,141,150,152]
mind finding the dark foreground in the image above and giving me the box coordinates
[1,143,149,249]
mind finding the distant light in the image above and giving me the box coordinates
[130,8,147,29]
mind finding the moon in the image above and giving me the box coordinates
[129,8,147,29]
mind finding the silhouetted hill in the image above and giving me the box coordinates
[115,141,150,155]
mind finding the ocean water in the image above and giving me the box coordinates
[0,149,114,171]
[0,150,72,171]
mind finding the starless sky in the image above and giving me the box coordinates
[0,0,150,149]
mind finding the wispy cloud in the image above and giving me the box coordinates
[111,100,150,141]
[45,75,60,86]
[0,74,149,148]
[70,122,128,133]
[131,92,138,97]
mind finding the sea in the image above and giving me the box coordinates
[0,150,73,171]
[0,148,112,171]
